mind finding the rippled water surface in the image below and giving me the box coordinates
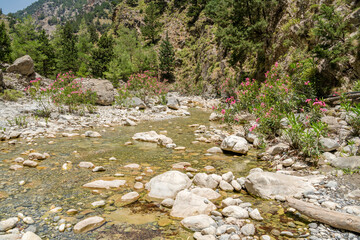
[0,109,308,239]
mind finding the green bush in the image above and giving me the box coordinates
[0,89,24,101]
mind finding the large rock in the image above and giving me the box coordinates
[167,97,180,110]
[7,55,34,76]
[244,171,316,199]
[127,97,146,109]
[319,138,340,152]
[190,187,221,200]
[73,216,105,233]
[132,131,160,143]
[193,173,218,189]
[329,156,360,169]
[266,143,289,155]
[80,78,115,105]
[181,215,216,231]
[220,135,249,154]
[145,171,191,199]
[170,190,216,218]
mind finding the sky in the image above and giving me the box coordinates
[0,0,38,14]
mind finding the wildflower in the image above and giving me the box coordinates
[305,99,312,103]
[221,109,226,115]
[304,81,310,85]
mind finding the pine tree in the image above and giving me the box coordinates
[37,30,55,77]
[76,19,94,77]
[159,32,175,81]
[57,22,78,72]
[0,22,11,62]
[141,2,162,44]
[90,33,114,77]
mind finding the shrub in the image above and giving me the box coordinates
[27,72,97,115]
[283,112,328,160]
[117,71,168,107]
[0,89,24,101]
[347,103,360,136]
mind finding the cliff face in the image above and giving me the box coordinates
[113,0,359,96]
[14,0,111,34]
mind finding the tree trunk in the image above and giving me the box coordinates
[286,197,360,234]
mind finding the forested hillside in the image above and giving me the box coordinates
[1,0,360,97]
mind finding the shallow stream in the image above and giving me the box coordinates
[0,109,310,239]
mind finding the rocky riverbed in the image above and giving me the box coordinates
[0,96,359,240]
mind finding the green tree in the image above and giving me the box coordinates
[76,19,94,77]
[88,23,98,43]
[0,22,11,62]
[57,22,78,72]
[90,33,114,77]
[10,16,40,62]
[141,2,162,44]
[105,27,158,86]
[311,5,350,64]
[205,0,279,73]
[37,30,55,77]
[159,32,175,81]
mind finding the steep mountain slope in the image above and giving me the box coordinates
[113,0,360,96]
[14,0,116,34]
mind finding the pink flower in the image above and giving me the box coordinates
[249,124,258,132]
[275,62,279,68]
[304,81,310,85]
[221,109,226,115]
[305,99,312,103]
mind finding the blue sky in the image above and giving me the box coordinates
[0,0,38,14]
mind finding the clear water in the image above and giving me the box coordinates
[0,109,309,239]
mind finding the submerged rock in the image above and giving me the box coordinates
[73,216,105,233]
[145,171,191,199]
[0,217,18,232]
[85,131,101,138]
[83,180,126,189]
[245,171,315,199]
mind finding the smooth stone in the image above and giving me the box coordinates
[282,158,294,167]
[28,153,46,160]
[249,208,263,221]
[161,198,174,208]
[91,200,106,208]
[171,190,216,218]
[191,187,221,200]
[78,162,94,169]
[346,189,360,200]
[221,198,242,207]
[231,180,241,191]
[222,206,249,219]
[219,180,234,191]
[21,232,41,240]
[23,217,34,224]
[193,232,216,240]
[220,135,249,154]
[83,180,126,189]
[84,131,101,138]
[222,172,234,182]
[23,160,38,167]
[204,166,216,171]
[321,201,338,210]
[145,171,191,199]
[240,224,255,236]
[92,166,105,172]
[181,215,216,231]
[193,173,218,189]
[0,218,18,232]
[121,192,140,202]
[244,171,315,199]
[9,165,23,171]
[134,182,144,190]
[266,143,289,155]
[124,163,140,169]
[73,216,105,233]
[207,147,223,154]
